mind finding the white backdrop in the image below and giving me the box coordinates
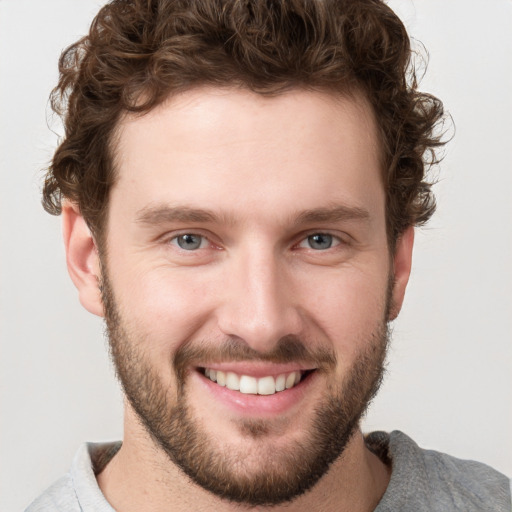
[1,1,511,510]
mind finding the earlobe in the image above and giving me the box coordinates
[62,202,104,317]
[388,226,414,321]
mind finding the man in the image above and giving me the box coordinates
[26,0,511,510]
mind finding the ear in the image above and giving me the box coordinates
[62,202,104,317]
[388,226,414,321]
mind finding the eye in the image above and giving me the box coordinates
[299,233,340,250]
[171,233,208,251]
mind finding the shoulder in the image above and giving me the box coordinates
[25,473,79,512]
[25,442,120,512]
[367,430,512,512]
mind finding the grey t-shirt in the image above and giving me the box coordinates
[26,431,511,511]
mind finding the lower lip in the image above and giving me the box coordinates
[194,370,317,417]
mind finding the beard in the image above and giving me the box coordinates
[101,270,390,507]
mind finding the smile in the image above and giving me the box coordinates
[202,368,305,395]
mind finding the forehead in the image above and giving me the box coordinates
[111,87,383,228]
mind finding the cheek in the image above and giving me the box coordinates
[298,264,390,357]
[111,266,221,355]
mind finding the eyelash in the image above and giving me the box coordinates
[165,231,346,252]
[297,233,342,251]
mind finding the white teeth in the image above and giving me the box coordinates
[275,374,286,392]
[239,375,258,394]
[257,376,276,395]
[225,372,240,391]
[204,369,303,395]
[216,370,226,387]
[285,372,296,389]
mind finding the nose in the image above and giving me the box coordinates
[216,245,303,353]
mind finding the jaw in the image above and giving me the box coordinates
[103,398,384,512]
[110,338,389,509]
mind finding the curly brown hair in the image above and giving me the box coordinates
[42,0,446,247]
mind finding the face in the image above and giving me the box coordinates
[89,88,408,505]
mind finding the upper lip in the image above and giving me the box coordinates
[197,362,316,378]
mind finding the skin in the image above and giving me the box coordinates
[62,87,414,512]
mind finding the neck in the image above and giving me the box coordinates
[97,410,390,512]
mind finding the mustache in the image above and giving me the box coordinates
[173,335,337,380]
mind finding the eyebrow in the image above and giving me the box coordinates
[292,205,370,226]
[136,205,222,225]
[135,204,370,227]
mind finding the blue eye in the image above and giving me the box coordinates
[301,233,338,250]
[173,234,206,250]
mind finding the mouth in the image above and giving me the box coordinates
[199,367,314,395]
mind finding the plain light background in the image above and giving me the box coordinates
[1,1,511,510]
